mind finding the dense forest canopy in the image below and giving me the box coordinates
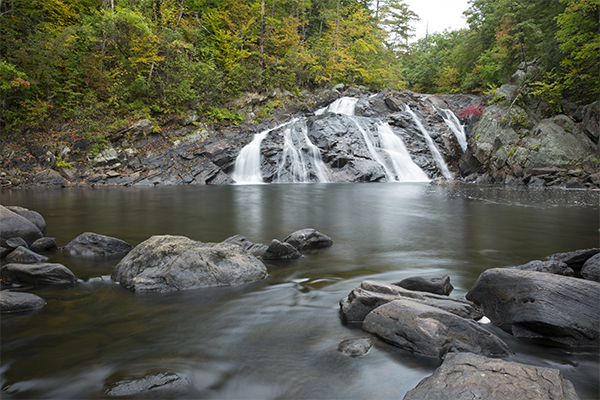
[0,0,598,132]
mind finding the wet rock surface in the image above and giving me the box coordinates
[403,352,581,400]
[393,273,453,295]
[363,300,510,359]
[104,372,191,397]
[62,232,133,258]
[111,235,268,292]
[0,291,46,313]
[1,263,77,286]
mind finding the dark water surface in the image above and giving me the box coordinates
[1,184,599,399]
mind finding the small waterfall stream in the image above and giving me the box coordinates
[404,105,453,180]
[436,107,468,151]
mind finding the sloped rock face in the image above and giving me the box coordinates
[363,300,510,359]
[340,281,482,323]
[62,232,133,258]
[0,205,44,248]
[1,263,77,285]
[403,352,580,400]
[466,268,600,347]
[112,235,268,292]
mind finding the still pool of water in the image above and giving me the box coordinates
[1,183,599,399]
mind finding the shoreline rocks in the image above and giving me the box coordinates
[61,232,133,258]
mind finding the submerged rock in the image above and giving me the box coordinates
[466,268,600,347]
[338,337,373,357]
[1,263,77,285]
[0,291,46,313]
[30,237,58,253]
[403,352,580,400]
[104,372,190,397]
[340,280,481,323]
[393,274,453,295]
[62,232,133,258]
[112,235,268,292]
[363,300,510,359]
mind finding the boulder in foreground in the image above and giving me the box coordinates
[111,235,268,292]
[1,263,77,286]
[466,268,600,347]
[403,352,580,400]
[363,300,510,359]
[0,205,44,248]
[0,291,45,313]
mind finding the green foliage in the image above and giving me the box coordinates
[201,107,244,124]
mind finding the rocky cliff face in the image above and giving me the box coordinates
[1,86,597,189]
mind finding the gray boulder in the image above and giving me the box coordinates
[512,259,574,276]
[0,205,44,248]
[6,205,47,235]
[550,248,600,274]
[5,246,49,264]
[5,237,28,249]
[30,237,58,252]
[62,232,133,258]
[111,235,268,292]
[221,234,268,257]
[340,281,482,323]
[283,228,333,251]
[263,239,301,260]
[0,291,46,313]
[393,274,453,295]
[403,352,580,400]
[363,300,510,359]
[1,263,77,285]
[582,253,600,282]
[466,268,600,347]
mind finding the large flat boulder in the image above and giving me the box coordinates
[466,268,600,347]
[62,232,133,258]
[1,263,77,285]
[403,352,580,400]
[0,291,46,313]
[111,235,268,292]
[0,205,44,248]
[340,280,482,323]
[363,300,510,359]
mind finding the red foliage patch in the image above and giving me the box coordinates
[458,104,484,119]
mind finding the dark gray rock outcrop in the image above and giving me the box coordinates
[30,237,58,252]
[363,300,510,359]
[62,232,133,258]
[582,253,600,283]
[512,259,574,276]
[0,205,44,248]
[549,248,600,275]
[283,228,333,251]
[393,274,453,295]
[262,239,301,260]
[340,281,482,323]
[466,268,600,347]
[1,263,77,285]
[111,235,268,292]
[403,352,580,400]
[0,291,46,313]
[5,246,49,264]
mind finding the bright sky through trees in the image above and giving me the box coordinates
[404,0,470,39]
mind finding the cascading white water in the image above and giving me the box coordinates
[437,107,468,151]
[275,119,330,183]
[377,123,431,182]
[232,122,291,184]
[404,105,453,180]
[314,97,358,116]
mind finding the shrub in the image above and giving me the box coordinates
[458,104,484,119]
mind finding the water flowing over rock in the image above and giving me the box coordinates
[232,93,463,184]
[403,352,580,400]
[112,235,268,292]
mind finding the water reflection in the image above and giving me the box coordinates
[1,184,598,399]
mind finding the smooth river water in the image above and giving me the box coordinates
[1,184,599,399]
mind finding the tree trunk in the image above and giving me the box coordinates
[259,0,265,69]
[177,0,185,26]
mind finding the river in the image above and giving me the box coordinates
[1,184,599,399]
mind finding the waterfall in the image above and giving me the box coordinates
[377,123,431,182]
[232,122,291,184]
[275,119,330,183]
[315,97,358,116]
[436,107,468,151]
[404,105,453,180]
